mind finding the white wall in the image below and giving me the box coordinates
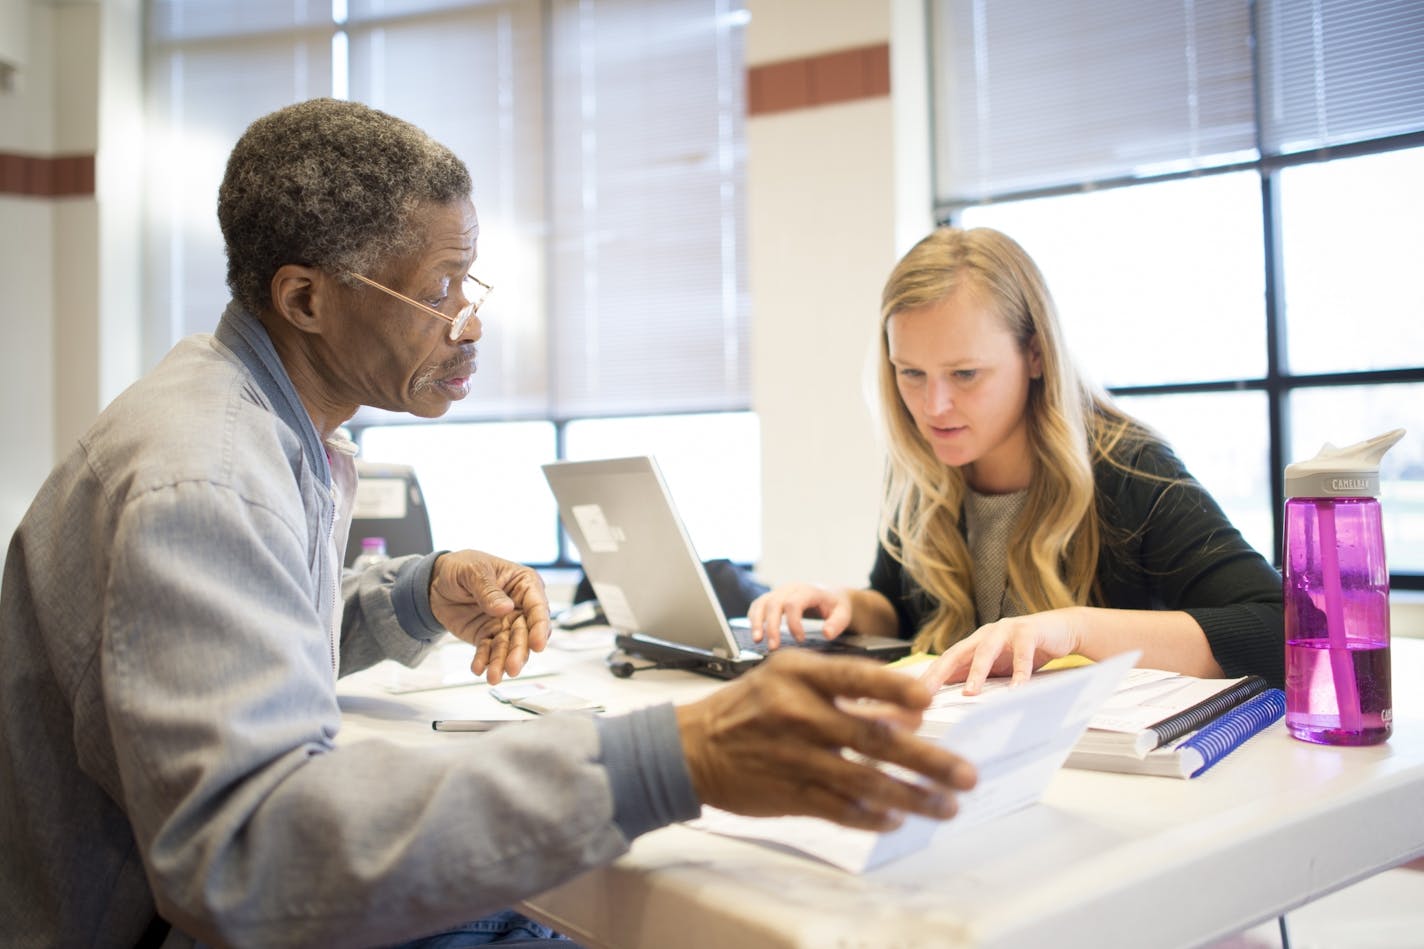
[746,0,931,589]
[0,0,142,550]
[1398,598,1424,639]
[747,94,891,588]
[744,0,887,63]
[0,189,56,545]
[95,0,145,429]
[0,2,58,549]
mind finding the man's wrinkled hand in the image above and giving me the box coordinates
[428,550,551,684]
[675,651,976,831]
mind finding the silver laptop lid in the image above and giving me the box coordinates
[541,456,744,659]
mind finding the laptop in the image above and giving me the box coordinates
[541,456,912,679]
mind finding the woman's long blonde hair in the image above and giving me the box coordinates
[876,227,1149,653]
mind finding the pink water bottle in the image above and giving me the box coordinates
[1283,429,1406,746]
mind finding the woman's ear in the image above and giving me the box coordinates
[1027,334,1044,380]
[269,264,328,335]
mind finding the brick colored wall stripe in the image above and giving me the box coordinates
[0,153,96,197]
[748,42,890,117]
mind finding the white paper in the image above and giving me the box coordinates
[351,477,408,519]
[1081,673,1250,734]
[921,666,1184,733]
[571,503,621,553]
[686,651,1139,873]
[378,636,575,693]
[590,582,639,632]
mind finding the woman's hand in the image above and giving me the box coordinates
[918,608,1085,695]
[746,583,854,648]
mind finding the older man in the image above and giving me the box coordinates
[0,99,975,948]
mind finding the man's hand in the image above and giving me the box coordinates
[675,651,977,832]
[428,551,551,684]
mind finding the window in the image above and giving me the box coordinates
[1114,391,1274,558]
[564,411,761,563]
[1277,149,1424,377]
[934,0,1424,586]
[955,172,1266,390]
[355,411,760,565]
[145,0,749,565]
[360,420,559,564]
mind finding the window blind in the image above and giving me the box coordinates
[144,16,334,368]
[546,0,750,418]
[344,2,551,423]
[1257,0,1424,154]
[148,0,332,42]
[930,0,1257,206]
[930,0,1424,208]
[143,0,748,423]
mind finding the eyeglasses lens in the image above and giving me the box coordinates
[448,276,491,340]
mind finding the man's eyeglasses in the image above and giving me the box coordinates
[347,271,492,341]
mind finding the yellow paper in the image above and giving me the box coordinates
[889,652,1093,672]
[887,652,936,671]
[1040,654,1093,670]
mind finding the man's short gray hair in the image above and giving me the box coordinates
[217,98,473,315]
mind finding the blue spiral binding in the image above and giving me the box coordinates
[1179,689,1287,778]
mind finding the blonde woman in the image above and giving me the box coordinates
[747,226,1283,694]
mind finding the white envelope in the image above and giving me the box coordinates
[687,650,1139,873]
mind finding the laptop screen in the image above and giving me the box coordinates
[542,456,744,659]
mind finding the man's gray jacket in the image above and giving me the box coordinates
[0,304,697,948]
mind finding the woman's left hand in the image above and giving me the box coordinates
[917,608,1084,695]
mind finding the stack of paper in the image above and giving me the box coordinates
[1071,672,1268,754]
[1068,688,1285,778]
[685,651,1139,873]
[921,667,1283,779]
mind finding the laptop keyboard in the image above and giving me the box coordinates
[730,622,829,654]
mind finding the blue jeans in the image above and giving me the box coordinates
[385,909,576,947]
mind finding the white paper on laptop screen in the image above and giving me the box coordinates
[590,581,640,632]
[571,503,621,553]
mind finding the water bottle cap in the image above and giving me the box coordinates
[1284,428,1406,498]
[361,536,386,551]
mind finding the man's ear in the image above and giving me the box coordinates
[269,265,330,335]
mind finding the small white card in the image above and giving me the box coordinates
[351,477,409,519]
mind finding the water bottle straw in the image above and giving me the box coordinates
[1315,501,1363,733]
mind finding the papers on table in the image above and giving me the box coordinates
[1074,670,1261,736]
[686,651,1138,873]
[375,628,609,693]
[1067,688,1286,778]
[922,665,1279,778]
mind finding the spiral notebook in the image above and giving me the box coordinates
[1065,689,1286,779]
[1070,672,1270,759]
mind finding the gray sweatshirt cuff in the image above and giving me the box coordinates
[393,552,445,642]
[595,704,702,840]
